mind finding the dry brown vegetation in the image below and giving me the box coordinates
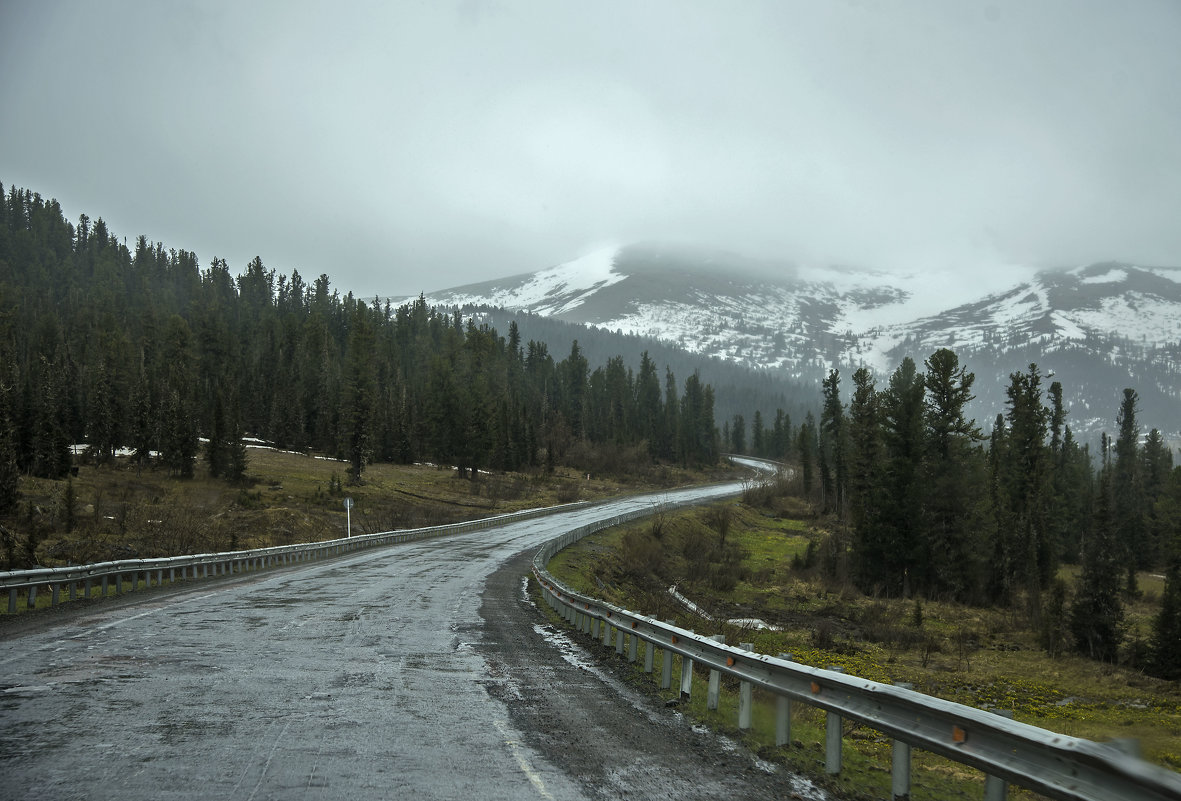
[0,446,723,571]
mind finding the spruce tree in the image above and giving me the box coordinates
[1141,428,1174,568]
[662,368,679,460]
[1149,567,1181,679]
[1070,468,1125,662]
[32,355,72,479]
[848,367,883,588]
[635,352,662,456]
[1113,388,1144,593]
[876,357,926,596]
[798,414,817,502]
[341,308,377,483]
[1000,364,1052,618]
[751,410,765,457]
[819,369,849,517]
[920,348,983,600]
[0,379,20,516]
[224,405,248,483]
[731,414,746,454]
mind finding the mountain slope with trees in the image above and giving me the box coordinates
[729,347,1179,678]
[0,183,727,558]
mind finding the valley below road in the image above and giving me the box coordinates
[0,478,822,801]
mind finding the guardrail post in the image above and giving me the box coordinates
[615,626,625,657]
[101,575,108,595]
[643,629,655,674]
[738,642,754,730]
[51,582,60,606]
[983,709,1015,801]
[8,588,17,613]
[67,581,75,601]
[776,652,793,746]
[707,634,725,710]
[826,666,845,774]
[84,577,92,599]
[661,621,675,689]
[602,620,611,646]
[156,569,164,585]
[680,630,695,700]
[628,628,638,663]
[143,570,151,588]
[27,584,36,609]
[892,682,914,800]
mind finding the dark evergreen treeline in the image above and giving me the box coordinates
[467,306,817,438]
[0,183,721,506]
[737,348,1181,674]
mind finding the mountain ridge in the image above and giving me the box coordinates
[398,244,1181,440]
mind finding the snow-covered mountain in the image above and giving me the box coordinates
[400,244,1181,440]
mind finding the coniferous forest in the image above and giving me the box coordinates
[731,350,1181,678]
[0,184,723,518]
[3,182,1178,677]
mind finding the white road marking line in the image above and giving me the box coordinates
[494,718,555,800]
[0,593,219,667]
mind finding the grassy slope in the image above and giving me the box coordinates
[2,446,716,572]
[546,497,1181,800]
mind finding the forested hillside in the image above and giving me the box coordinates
[731,351,1181,677]
[0,183,727,514]
[463,306,817,434]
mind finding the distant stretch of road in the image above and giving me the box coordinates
[0,468,815,801]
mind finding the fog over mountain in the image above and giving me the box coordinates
[408,244,1181,442]
[2,1,1180,300]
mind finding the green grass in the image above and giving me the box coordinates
[534,577,1006,800]
[544,498,1181,795]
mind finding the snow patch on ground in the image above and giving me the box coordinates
[1081,268,1128,284]
[1050,311,1088,340]
[494,246,626,314]
[1145,266,1181,284]
[1072,294,1181,343]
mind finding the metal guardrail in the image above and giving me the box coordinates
[0,501,590,614]
[532,507,1181,801]
[0,456,766,616]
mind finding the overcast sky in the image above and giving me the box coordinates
[2,0,1179,299]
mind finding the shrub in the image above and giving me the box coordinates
[620,528,665,579]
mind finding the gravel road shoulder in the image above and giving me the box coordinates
[477,548,827,801]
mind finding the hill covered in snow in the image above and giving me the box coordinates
[399,244,1181,441]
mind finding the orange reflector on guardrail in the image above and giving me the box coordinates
[811,682,821,694]
[631,621,637,629]
[726,657,735,667]
[671,635,679,644]
[953,726,967,743]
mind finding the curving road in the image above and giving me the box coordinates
[0,476,821,800]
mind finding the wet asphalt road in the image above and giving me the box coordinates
[0,479,821,800]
